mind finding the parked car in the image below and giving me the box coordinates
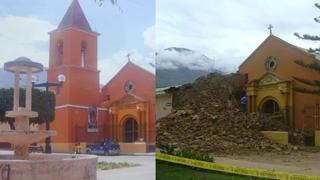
[86,139,120,156]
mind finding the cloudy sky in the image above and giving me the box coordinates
[0,0,155,84]
[157,0,320,72]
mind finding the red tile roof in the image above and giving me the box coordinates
[58,0,92,32]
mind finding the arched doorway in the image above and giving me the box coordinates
[123,118,138,142]
[261,99,280,113]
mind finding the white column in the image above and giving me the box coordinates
[14,71,20,111]
[25,68,32,111]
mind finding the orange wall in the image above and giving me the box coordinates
[102,63,155,105]
[49,29,98,69]
[48,28,100,107]
[239,35,320,130]
[47,27,107,145]
[102,63,156,143]
[48,107,108,144]
[239,36,319,82]
[49,108,70,143]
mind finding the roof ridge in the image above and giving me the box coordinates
[57,0,92,32]
[101,61,154,90]
[271,35,320,61]
[239,35,319,69]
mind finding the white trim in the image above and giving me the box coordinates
[97,107,108,111]
[55,104,108,111]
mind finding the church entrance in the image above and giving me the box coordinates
[123,118,138,142]
[261,99,280,113]
[259,98,287,130]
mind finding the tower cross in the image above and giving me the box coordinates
[126,53,131,62]
[268,24,273,35]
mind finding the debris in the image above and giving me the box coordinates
[157,73,301,155]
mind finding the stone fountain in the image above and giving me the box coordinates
[2,56,54,160]
[0,57,97,180]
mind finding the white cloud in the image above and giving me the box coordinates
[156,0,320,72]
[143,25,156,49]
[0,15,154,85]
[0,15,55,67]
[156,48,215,71]
[98,49,155,84]
[99,24,155,84]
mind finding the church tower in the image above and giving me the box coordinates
[48,0,100,106]
[46,0,105,152]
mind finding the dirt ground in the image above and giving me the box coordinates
[214,147,320,176]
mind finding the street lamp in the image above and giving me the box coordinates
[32,73,66,153]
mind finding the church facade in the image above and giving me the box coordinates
[239,34,320,133]
[45,0,155,153]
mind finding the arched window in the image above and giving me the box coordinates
[262,99,280,113]
[81,41,87,67]
[57,40,63,65]
[124,118,138,142]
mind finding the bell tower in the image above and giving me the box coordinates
[48,0,100,106]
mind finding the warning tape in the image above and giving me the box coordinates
[156,152,320,180]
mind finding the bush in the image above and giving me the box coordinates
[160,146,214,162]
[0,88,55,125]
[97,162,140,170]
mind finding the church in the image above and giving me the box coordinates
[239,30,320,133]
[45,0,155,153]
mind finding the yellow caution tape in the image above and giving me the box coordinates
[156,152,320,180]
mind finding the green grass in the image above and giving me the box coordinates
[156,160,268,180]
[97,161,140,170]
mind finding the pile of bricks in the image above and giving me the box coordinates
[157,73,298,154]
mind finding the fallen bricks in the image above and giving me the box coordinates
[157,73,309,155]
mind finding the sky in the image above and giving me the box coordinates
[156,0,320,72]
[0,0,155,84]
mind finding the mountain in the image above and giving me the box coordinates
[156,67,209,88]
[0,68,13,88]
[156,47,216,88]
[156,47,215,71]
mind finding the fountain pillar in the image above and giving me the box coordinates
[13,71,20,111]
[25,68,32,111]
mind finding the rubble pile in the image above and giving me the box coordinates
[157,73,294,154]
[260,112,288,131]
[259,113,309,146]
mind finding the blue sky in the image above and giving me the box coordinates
[0,0,155,84]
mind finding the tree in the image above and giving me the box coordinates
[294,3,320,54]
[293,3,320,94]
[0,88,55,129]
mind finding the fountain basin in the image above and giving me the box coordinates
[6,110,38,118]
[0,130,56,145]
[0,153,97,180]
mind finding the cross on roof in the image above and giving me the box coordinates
[268,24,273,35]
[126,53,131,62]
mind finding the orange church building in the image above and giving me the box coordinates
[45,0,155,153]
[239,34,320,133]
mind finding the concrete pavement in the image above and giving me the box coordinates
[215,157,319,176]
